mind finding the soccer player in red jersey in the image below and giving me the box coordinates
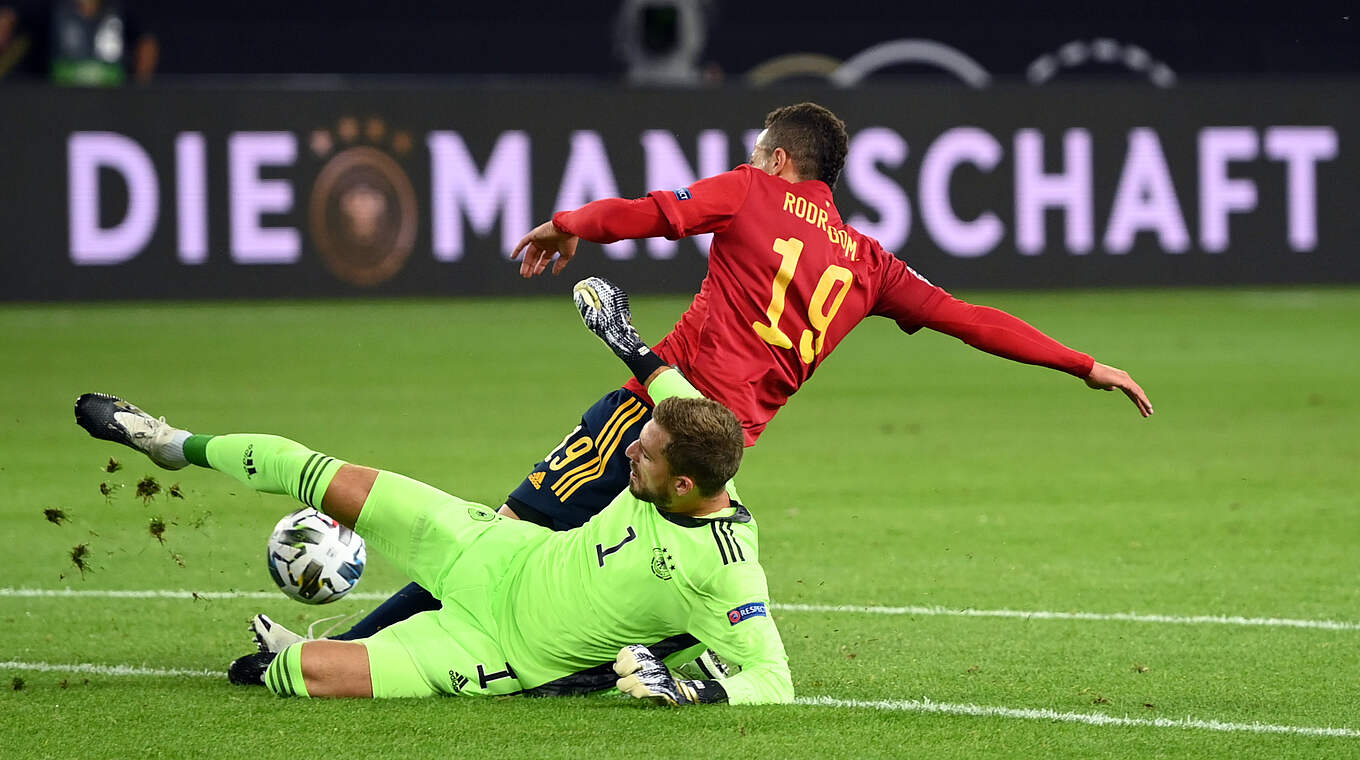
[503,102,1151,528]
[314,102,1151,645]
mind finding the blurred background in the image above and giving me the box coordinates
[0,1,1357,299]
[2,1,1356,84]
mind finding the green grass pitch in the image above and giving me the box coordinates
[2,287,1357,759]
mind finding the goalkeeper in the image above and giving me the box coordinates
[73,293,791,705]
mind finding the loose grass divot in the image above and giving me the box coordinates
[69,544,91,577]
[136,477,160,503]
[148,517,167,544]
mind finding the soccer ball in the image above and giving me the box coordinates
[266,508,366,604]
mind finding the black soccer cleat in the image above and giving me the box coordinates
[228,651,276,687]
[74,393,188,470]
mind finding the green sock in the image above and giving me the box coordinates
[264,642,310,698]
[189,433,345,511]
[183,434,213,467]
[649,368,704,401]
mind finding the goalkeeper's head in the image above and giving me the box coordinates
[626,397,743,513]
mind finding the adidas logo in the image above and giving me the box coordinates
[448,670,469,692]
[528,472,545,490]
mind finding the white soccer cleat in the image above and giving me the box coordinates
[249,611,365,653]
[250,614,305,654]
[74,393,189,470]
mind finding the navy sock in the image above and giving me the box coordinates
[330,582,441,640]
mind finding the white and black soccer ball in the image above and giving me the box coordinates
[266,508,366,604]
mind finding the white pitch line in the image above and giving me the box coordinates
[798,696,1360,739]
[1,660,217,679]
[778,603,1360,632]
[1,658,1354,739]
[0,587,373,601]
[3,588,1357,631]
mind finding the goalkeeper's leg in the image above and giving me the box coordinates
[257,639,374,698]
[73,391,441,539]
[74,392,361,523]
[327,385,653,642]
[183,432,359,522]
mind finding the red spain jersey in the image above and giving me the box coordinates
[638,165,950,445]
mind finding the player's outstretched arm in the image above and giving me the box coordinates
[1085,361,1154,417]
[916,297,1154,418]
[512,198,672,279]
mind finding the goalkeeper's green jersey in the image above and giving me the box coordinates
[493,374,792,705]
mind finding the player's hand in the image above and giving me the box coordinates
[573,277,648,359]
[510,220,579,278]
[1085,361,1154,418]
[614,644,699,706]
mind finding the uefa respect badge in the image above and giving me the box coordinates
[727,601,767,625]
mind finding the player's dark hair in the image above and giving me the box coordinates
[652,397,744,497]
[762,102,849,189]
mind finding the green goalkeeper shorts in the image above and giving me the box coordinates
[354,470,551,697]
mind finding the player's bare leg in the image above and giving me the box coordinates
[297,640,374,698]
[319,464,379,529]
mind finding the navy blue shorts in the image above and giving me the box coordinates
[506,387,652,531]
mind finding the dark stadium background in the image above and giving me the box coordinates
[2,1,1356,301]
[7,1,1355,80]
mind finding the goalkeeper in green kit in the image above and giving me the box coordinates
[73,279,792,706]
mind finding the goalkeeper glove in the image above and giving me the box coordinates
[573,276,645,359]
[573,277,668,383]
[614,644,727,706]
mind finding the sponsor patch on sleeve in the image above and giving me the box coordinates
[673,187,692,201]
[727,601,767,625]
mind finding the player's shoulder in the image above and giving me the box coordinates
[704,510,758,569]
[841,222,910,270]
[661,502,759,567]
[693,163,758,188]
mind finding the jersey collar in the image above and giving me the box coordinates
[794,178,841,226]
[657,501,752,528]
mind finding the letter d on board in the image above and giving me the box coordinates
[68,132,159,264]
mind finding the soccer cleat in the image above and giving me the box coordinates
[248,611,362,652]
[573,277,649,360]
[250,614,305,654]
[74,393,188,470]
[227,651,275,687]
